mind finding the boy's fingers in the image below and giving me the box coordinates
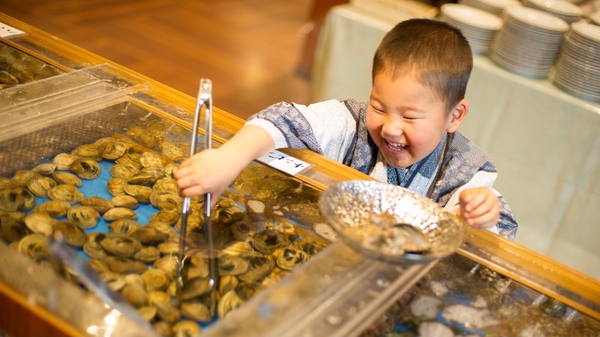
[466,203,500,228]
[462,189,488,212]
[464,194,496,218]
[459,189,473,204]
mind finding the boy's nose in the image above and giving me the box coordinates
[382,120,403,137]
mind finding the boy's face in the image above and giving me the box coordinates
[367,71,466,169]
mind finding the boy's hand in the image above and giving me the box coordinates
[175,148,243,208]
[458,187,500,229]
[174,125,276,208]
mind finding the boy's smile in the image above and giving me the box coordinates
[366,71,467,169]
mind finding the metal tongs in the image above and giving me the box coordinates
[176,79,218,309]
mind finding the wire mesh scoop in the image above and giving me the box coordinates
[318,180,464,264]
[176,79,217,308]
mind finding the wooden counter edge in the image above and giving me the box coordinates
[0,280,86,337]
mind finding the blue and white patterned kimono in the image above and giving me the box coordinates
[246,99,518,240]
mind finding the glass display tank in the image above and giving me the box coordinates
[0,12,599,337]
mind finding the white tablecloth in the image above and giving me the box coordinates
[312,4,600,279]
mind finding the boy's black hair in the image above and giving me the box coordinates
[372,18,473,114]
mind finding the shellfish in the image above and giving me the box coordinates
[251,229,291,255]
[150,190,181,211]
[97,140,127,160]
[108,219,141,236]
[103,256,148,274]
[17,233,48,261]
[154,256,178,281]
[129,226,170,245]
[32,163,57,175]
[137,306,157,322]
[218,289,244,318]
[70,158,101,179]
[160,140,187,162]
[121,282,148,308]
[134,246,160,263]
[181,300,212,322]
[71,144,102,161]
[51,171,83,187]
[47,184,84,204]
[172,320,201,337]
[124,184,153,203]
[100,235,142,257]
[53,221,87,247]
[148,291,180,324]
[146,222,177,240]
[52,153,77,170]
[142,268,169,292]
[107,177,128,196]
[83,232,108,259]
[0,187,36,212]
[272,246,309,271]
[152,178,179,193]
[181,277,212,301]
[238,251,274,283]
[100,272,126,292]
[110,195,139,209]
[217,254,249,276]
[0,217,31,244]
[126,172,158,186]
[103,207,137,221]
[140,151,169,168]
[126,126,159,149]
[0,187,25,212]
[110,163,139,180]
[67,206,100,229]
[80,197,113,214]
[34,200,71,218]
[12,170,41,187]
[218,275,239,296]
[295,236,327,255]
[24,211,56,236]
[150,209,180,226]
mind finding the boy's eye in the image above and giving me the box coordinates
[370,104,384,113]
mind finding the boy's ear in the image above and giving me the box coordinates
[446,99,468,133]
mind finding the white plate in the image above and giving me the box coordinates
[572,21,600,43]
[505,6,569,31]
[590,11,600,26]
[526,0,583,16]
[441,4,504,30]
[553,77,600,101]
[478,0,510,10]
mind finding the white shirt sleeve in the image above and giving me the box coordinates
[291,100,357,162]
[443,170,500,235]
[245,100,357,162]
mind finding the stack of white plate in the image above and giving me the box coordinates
[489,6,569,79]
[458,0,519,16]
[552,21,600,101]
[589,10,600,26]
[524,0,583,24]
[440,4,503,54]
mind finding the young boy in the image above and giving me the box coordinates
[176,18,518,240]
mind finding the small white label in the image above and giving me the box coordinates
[0,22,25,38]
[256,150,312,176]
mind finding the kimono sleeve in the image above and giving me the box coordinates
[245,100,357,162]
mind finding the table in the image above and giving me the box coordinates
[311,4,600,279]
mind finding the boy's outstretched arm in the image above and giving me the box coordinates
[458,187,500,229]
[175,125,275,206]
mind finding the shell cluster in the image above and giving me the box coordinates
[0,127,328,336]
